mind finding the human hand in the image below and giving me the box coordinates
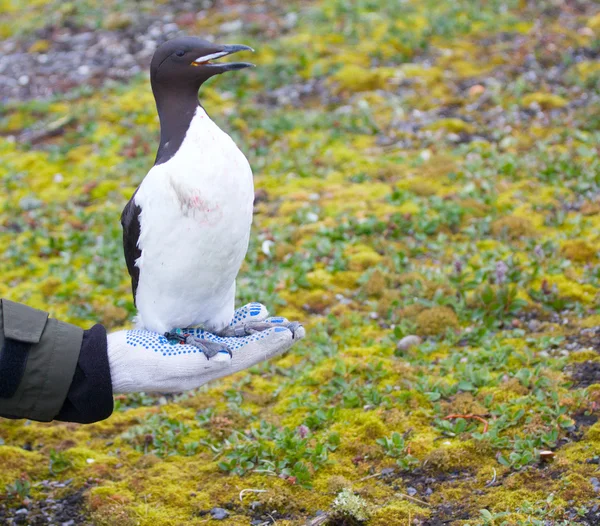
[106,303,304,393]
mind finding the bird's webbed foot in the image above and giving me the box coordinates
[163,331,232,361]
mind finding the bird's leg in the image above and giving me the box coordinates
[164,331,187,343]
[163,331,232,360]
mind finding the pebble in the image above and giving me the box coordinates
[468,84,485,97]
[590,477,600,491]
[397,335,422,352]
[19,196,42,210]
[210,507,230,520]
[406,487,418,496]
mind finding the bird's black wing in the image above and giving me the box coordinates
[121,189,142,306]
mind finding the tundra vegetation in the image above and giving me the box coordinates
[1,0,600,524]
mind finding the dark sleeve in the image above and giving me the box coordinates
[54,324,114,424]
[0,299,113,424]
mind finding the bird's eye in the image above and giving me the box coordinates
[175,50,186,57]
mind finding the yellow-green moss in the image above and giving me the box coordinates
[330,65,395,93]
[415,306,460,336]
[424,118,475,134]
[0,446,46,488]
[561,239,597,262]
[345,245,384,271]
[491,215,537,239]
[370,501,431,524]
[521,92,568,109]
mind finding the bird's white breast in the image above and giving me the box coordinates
[133,107,254,333]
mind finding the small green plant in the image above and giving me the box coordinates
[474,284,528,327]
[49,449,72,475]
[213,422,340,488]
[376,432,419,470]
[435,417,479,438]
[5,477,31,500]
[121,413,198,457]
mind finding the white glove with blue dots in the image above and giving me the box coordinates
[107,303,304,393]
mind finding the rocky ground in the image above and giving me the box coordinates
[1,0,600,524]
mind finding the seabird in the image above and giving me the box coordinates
[121,36,298,358]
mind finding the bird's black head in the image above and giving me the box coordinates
[149,37,254,166]
[150,36,254,91]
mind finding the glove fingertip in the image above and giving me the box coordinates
[293,325,306,340]
[212,351,232,362]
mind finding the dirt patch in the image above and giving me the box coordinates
[570,361,600,388]
[0,489,90,525]
[566,328,600,353]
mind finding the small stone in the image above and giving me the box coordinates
[19,196,42,210]
[406,487,418,496]
[261,239,274,256]
[15,509,28,515]
[210,508,229,520]
[590,477,600,490]
[381,468,395,476]
[62,520,75,526]
[468,84,485,97]
[283,12,298,28]
[397,335,422,352]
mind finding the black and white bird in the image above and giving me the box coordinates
[121,37,298,358]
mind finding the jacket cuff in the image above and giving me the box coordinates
[0,299,83,421]
[54,324,113,424]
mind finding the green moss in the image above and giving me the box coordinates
[345,245,384,271]
[587,421,600,441]
[362,269,387,297]
[415,306,460,337]
[521,92,568,109]
[370,501,431,525]
[561,239,597,262]
[491,216,536,239]
[0,446,46,488]
[330,65,395,93]
[424,118,475,134]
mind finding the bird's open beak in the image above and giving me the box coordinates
[192,44,255,71]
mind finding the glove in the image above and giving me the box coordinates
[106,303,304,393]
